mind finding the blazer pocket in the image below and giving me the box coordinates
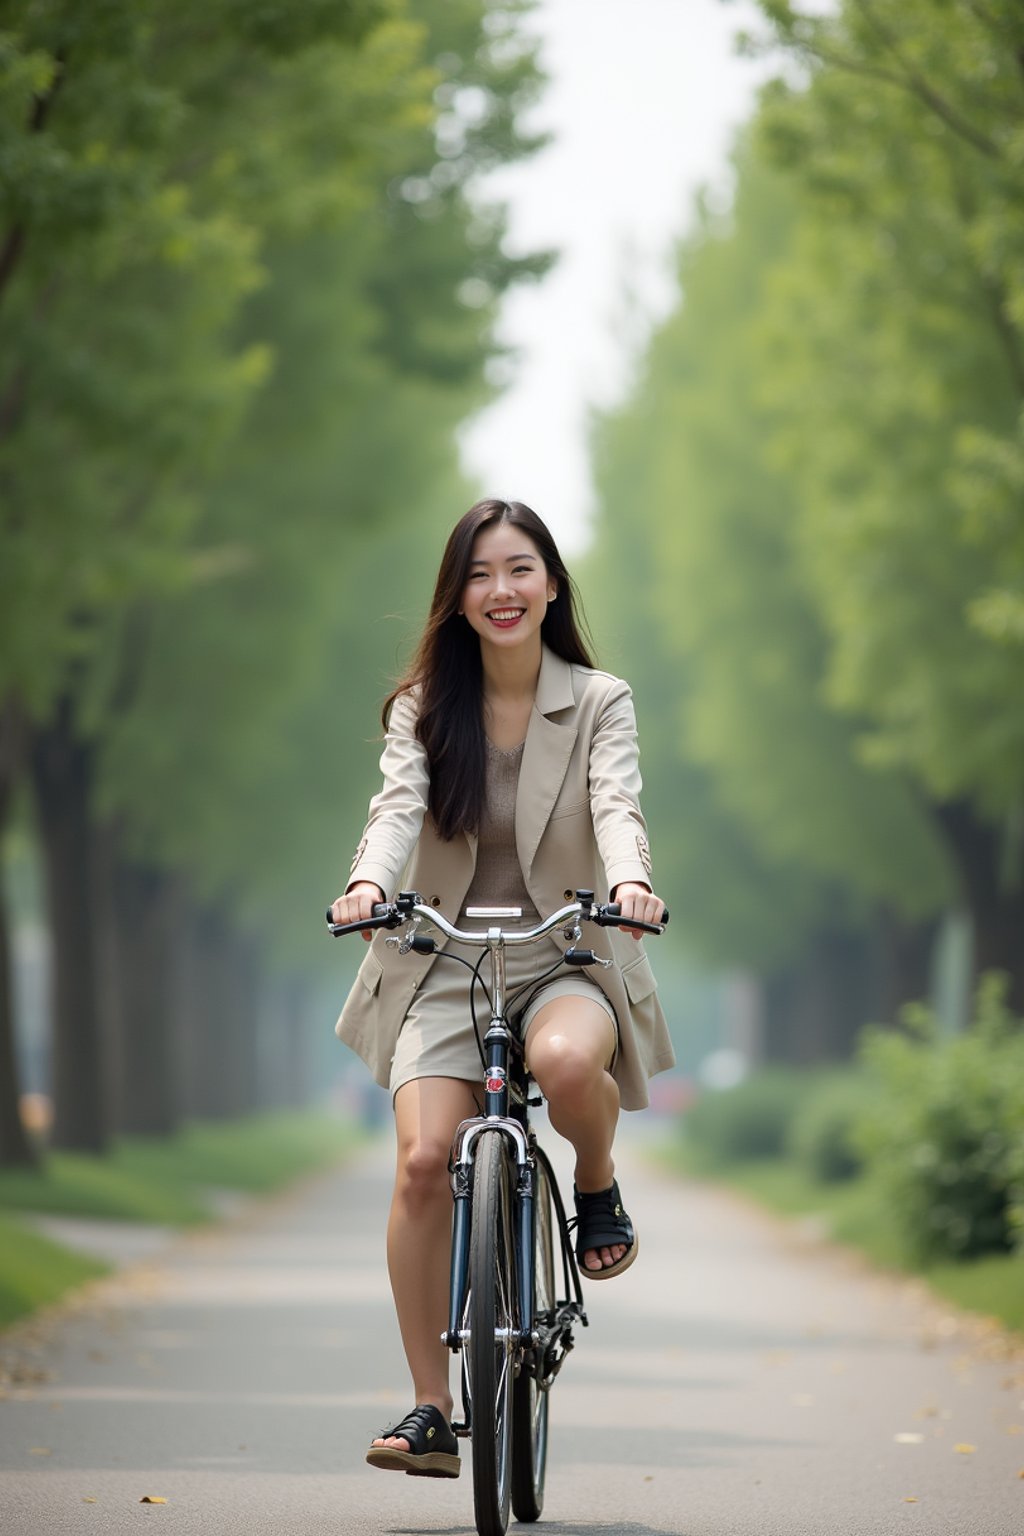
[620,952,658,1005]
[358,953,384,996]
[548,797,591,821]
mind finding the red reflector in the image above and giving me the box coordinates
[486,1077,504,1094]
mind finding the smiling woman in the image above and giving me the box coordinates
[328,497,673,1473]
[460,528,557,648]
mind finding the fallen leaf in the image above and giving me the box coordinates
[643,1475,654,1482]
[139,1496,168,1504]
[82,1498,97,1504]
[29,1448,52,1456]
[954,1443,976,1455]
[791,1394,815,1407]
[902,1496,918,1503]
[895,1434,924,1445]
[1007,1425,1023,1436]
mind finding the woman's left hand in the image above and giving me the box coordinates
[611,882,665,940]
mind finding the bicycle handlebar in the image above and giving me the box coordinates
[325,889,669,942]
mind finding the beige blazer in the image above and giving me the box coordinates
[335,646,675,1110]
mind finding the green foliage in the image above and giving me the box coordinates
[586,126,952,980]
[682,1068,811,1168]
[589,0,1024,991]
[786,1071,871,1184]
[855,975,1024,1262]
[0,0,551,983]
[751,0,1024,818]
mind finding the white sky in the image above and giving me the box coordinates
[459,0,771,553]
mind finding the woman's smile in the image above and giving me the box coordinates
[486,607,526,628]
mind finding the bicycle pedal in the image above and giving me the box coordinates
[451,1419,471,1439]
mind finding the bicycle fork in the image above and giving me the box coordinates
[443,1115,536,1358]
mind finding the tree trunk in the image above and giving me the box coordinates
[871,908,941,1026]
[257,974,311,1111]
[29,697,107,1152]
[223,932,261,1118]
[181,909,254,1121]
[932,799,1024,1012]
[761,925,876,1065]
[103,847,181,1138]
[0,695,37,1167]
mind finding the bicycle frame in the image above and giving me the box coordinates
[438,911,591,1457]
[444,923,538,1356]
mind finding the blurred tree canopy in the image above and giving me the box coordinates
[0,0,550,1157]
[587,0,1024,1048]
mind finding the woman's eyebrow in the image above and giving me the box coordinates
[469,552,538,567]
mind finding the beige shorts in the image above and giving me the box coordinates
[389,935,618,1100]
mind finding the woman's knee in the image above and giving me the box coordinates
[395,1136,451,1202]
[529,1031,606,1105]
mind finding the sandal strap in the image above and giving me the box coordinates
[570,1180,635,1253]
[378,1404,456,1456]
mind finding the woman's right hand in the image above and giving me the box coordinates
[330,882,386,941]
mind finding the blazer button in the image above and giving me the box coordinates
[431,895,441,907]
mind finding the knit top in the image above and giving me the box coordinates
[460,740,540,930]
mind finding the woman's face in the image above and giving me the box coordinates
[459,522,556,653]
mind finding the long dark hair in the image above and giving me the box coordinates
[383,499,596,841]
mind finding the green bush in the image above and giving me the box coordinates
[683,1068,811,1169]
[787,1072,872,1184]
[854,975,1024,1264]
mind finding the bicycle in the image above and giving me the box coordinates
[328,887,667,1536]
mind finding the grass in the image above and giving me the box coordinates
[0,1213,110,1332]
[664,1142,1024,1336]
[0,1110,362,1331]
[0,1111,359,1226]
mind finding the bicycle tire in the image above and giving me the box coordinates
[466,1130,516,1536]
[510,1154,554,1522]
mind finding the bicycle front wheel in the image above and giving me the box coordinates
[511,1152,554,1522]
[466,1129,516,1536]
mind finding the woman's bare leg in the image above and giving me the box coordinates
[372,1076,478,1449]
[524,998,626,1274]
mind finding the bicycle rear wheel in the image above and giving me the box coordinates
[466,1130,516,1536]
[511,1153,554,1522]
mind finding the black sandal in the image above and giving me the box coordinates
[365,1404,461,1478]
[570,1179,638,1280]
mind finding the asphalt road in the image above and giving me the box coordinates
[1,1129,1022,1536]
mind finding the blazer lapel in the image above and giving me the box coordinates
[516,647,578,877]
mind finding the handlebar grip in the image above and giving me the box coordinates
[600,902,669,934]
[325,901,402,937]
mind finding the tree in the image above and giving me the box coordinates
[749,0,1024,1000]
[585,134,951,1056]
[0,0,552,1151]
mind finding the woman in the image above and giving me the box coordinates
[331,499,673,1478]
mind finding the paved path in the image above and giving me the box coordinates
[1,1131,1022,1535]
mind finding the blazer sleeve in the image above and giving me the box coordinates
[345,690,429,898]
[587,679,654,896]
